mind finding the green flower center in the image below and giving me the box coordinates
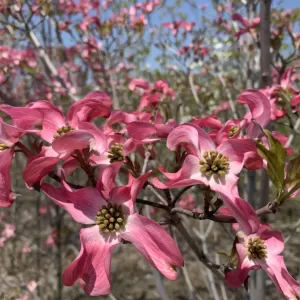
[228,126,239,138]
[54,125,75,139]
[247,237,267,260]
[0,143,9,151]
[107,143,124,163]
[199,150,229,177]
[96,203,125,233]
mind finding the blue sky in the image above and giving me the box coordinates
[54,0,299,70]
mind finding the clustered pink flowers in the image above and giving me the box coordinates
[0,78,299,298]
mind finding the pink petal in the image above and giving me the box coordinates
[232,13,249,28]
[225,243,254,288]
[0,120,23,146]
[122,138,137,156]
[213,176,259,235]
[29,101,66,143]
[217,139,258,174]
[128,78,149,91]
[261,230,284,256]
[262,255,300,299]
[130,171,152,202]
[78,122,107,155]
[62,226,118,296]
[52,130,94,154]
[0,104,43,131]
[126,121,157,140]
[120,214,183,279]
[62,157,80,176]
[22,155,61,188]
[155,119,178,138]
[0,148,15,208]
[167,124,215,155]
[192,116,223,130]
[237,90,271,138]
[152,154,208,189]
[107,110,137,126]
[215,120,241,145]
[89,153,111,166]
[97,163,124,200]
[243,151,263,170]
[67,91,112,127]
[251,17,260,26]
[42,183,105,224]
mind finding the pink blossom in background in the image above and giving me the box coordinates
[179,193,196,210]
[39,206,47,215]
[26,280,38,293]
[2,224,16,239]
[22,245,32,253]
[232,13,260,39]
[44,230,57,247]
[212,101,231,115]
[16,296,28,300]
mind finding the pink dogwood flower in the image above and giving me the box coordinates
[226,224,300,299]
[152,123,259,234]
[232,13,260,39]
[20,92,111,187]
[42,164,183,296]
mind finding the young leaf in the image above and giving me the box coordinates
[256,142,285,198]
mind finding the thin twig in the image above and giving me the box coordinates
[136,198,168,210]
[146,185,169,205]
[172,186,193,206]
[174,220,223,279]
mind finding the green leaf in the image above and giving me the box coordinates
[286,155,300,184]
[256,142,285,198]
[264,130,286,163]
[280,155,300,202]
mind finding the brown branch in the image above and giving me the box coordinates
[136,198,169,210]
[171,201,280,224]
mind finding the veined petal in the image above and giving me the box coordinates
[152,154,208,189]
[67,91,112,127]
[22,155,61,188]
[261,230,284,256]
[29,101,66,143]
[0,120,23,146]
[213,176,259,235]
[0,148,15,208]
[237,90,271,138]
[217,139,258,174]
[126,121,157,140]
[62,226,118,296]
[52,130,94,154]
[97,163,124,200]
[0,105,43,131]
[121,214,183,280]
[130,172,152,203]
[167,124,215,155]
[107,110,137,126]
[262,255,300,299]
[42,183,105,224]
[78,122,107,155]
